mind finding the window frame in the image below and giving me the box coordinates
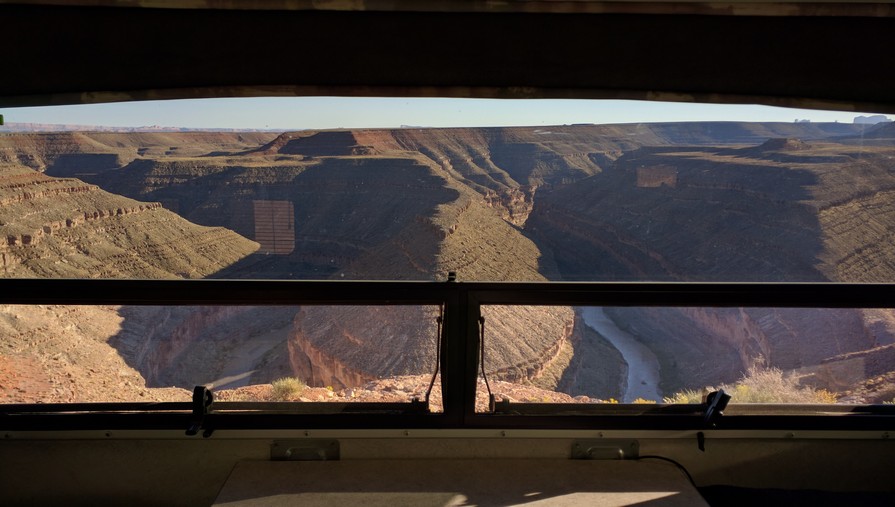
[2,279,894,434]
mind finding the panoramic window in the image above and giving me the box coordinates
[1,98,894,409]
[478,305,894,409]
[0,304,442,407]
[2,99,893,283]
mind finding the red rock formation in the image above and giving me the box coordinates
[138,306,254,384]
[287,332,371,390]
[483,186,538,225]
[636,165,678,188]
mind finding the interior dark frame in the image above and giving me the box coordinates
[4,3,895,114]
[4,2,895,434]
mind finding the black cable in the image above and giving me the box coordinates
[424,304,443,405]
[479,316,493,401]
[638,455,698,490]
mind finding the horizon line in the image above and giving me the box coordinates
[0,118,886,133]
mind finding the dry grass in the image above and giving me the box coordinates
[663,389,707,404]
[664,365,838,404]
[269,377,307,401]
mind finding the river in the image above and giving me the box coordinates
[580,307,662,402]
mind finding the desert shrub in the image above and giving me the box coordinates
[726,366,837,403]
[665,366,837,404]
[632,398,657,404]
[270,377,307,401]
[663,388,706,404]
[813,389,839,404]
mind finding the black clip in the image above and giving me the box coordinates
[703,389,731,427]
[186,385,214,438]
[492,398,507,413]
[698,389,731,452]
[407,397,430,413]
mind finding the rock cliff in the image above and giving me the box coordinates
[0,164,258,278]
[603,307,879,394]
[3,122,895,403]
[526,136,895,394]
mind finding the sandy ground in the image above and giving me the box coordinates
[215,374,608,413]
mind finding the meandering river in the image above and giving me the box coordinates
[580,307,662,402]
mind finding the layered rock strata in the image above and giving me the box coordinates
[2,124,895,403]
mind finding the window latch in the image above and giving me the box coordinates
[698,389,731,452]
[186,385,214,437]
[703,388,731,427]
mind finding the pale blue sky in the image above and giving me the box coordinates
[2,97,888,130]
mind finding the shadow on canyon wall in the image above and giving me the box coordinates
[107,305,300,389]
[526,145,827,282]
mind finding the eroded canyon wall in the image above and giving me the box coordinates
[4,123,895,402]
[527,134,895,393]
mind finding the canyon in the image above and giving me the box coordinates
[2,120,895,404]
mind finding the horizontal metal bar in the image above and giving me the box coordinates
[0,279,453,305]
[4,412,894,433]
[6,400,889,418]
[0,402,193,414]
[490,402,895,417]
[212,401,429,414]
[1,400,432,417]
[0,413,448,432]
[467,282,895,308]
[1,279,894,307]
[462,414,895,432]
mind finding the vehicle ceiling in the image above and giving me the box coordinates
[3,0,895,113]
